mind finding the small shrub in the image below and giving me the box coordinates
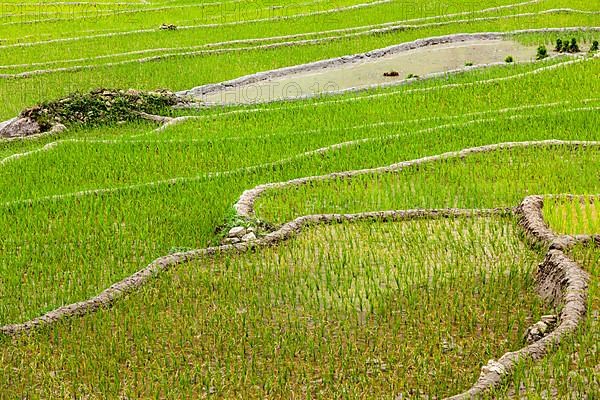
[406,73,419,79]
[536,45,548,60]
[555,38,563,52]
[465,62,474,67]
[505,55,514,63]
[590,40,599,52]
[569,38,579,53]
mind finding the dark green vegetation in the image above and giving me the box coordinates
[22,88,180,131]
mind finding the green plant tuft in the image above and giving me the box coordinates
[536,45,548,60]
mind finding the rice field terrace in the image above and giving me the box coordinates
[0,0,598,398]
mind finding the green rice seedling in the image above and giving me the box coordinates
[543,196,600,234]
[0,1,598,396]
[488,242,600,399]
[0,217,547,398]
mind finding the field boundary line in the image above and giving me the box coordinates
[2,21,598,79]
[0,142,595,400]
[0,206,511,338]
[170,48,598,123]
[121,98,600,140]
[447,195,594,398]
[0,0,391,49]
[0,0,554,71]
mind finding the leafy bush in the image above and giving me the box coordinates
[536,45,548,60]
[554,38,581,53]
[505,55,514,63]
[591,40,599,52]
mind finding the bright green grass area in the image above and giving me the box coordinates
[1,104,597,203]
[489,243,600,399]
[0,0,598,395]
[1,0,579,43]
[0,217,546,399]
[543,196,600,235]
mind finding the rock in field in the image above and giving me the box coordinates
[228,226,247,238]
[241,232,257,242]
[0,117,42,138]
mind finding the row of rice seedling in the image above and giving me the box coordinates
[2,10,595,77]
[0,2,596,395]
[0,0,540,45]
[255,145,600,223]
[0,0,351,40]
[0,52,595,322]
[488,243,599,399]
[543,195,600,234]
[0,0,433,64]
[0,217,547,398]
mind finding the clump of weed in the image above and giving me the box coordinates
[505,55,514,63]
[383,71,399,77]
[20,88,181,131]
[590,40,599,52]
[465,62,474,67]
[536,45,548,60]
[168,246,193,254]
[406,73,419,79]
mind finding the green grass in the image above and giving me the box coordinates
[0,217,546,399]
[0,62,598,325]
[0,0,599,397]
[543,196,600,235]
[254,145,600,225]
[1,4,598,118]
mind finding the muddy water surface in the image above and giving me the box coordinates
[202,39,536,105]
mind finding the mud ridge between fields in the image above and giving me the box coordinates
[234,139,600,218]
